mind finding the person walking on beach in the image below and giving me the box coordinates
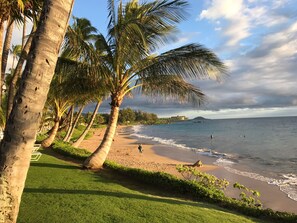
[138,144,143,153]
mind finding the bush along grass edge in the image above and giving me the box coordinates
[51,140,297,223]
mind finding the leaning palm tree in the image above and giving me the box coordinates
[6,0,43,119]
[0,0,74,221]
[83,0,227,169]
[41,58,82,147]
[0,0,25,107]
[42,16,99,147]
[72,99,102,147]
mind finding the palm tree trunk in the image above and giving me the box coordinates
[73,102,101,147]
[2,17,14,81]
[63,105,74,141]
[64,105,84,142]
[83,97,122,169]
[11,56,15,71]
[41,118,60,148]
[6,25,35,119]
[22,16,26,50]
[0,21,4,106]
[0,1,74,222]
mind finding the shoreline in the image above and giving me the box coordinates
[79,126,297,214]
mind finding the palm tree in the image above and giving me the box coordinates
[63,105,75,141]
[6,26,35,119]
[0,0,74,221]
[72,99,102,147]
[83,0,227,169]
[0,0,25,107]
[9,44,22,71]
[41,58,82,148]
[2,17,14,79]
[42,17,100,147]
[6,0,43,119]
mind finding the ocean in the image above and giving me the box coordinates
[131,116,297,202]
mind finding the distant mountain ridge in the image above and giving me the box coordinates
[193,116,208,120]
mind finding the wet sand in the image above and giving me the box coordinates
[79,126,297,214]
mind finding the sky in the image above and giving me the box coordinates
[8,0,297,119]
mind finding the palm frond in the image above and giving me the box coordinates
[135,75,205,106]
[107,0,189,68]
[107,0,116,30]
[136,43,228,81]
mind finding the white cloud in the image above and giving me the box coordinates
[198,0,291,47]
[200,0,243,20]
[272,0,289,8]
[199,0,249,46]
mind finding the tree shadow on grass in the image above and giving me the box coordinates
[23,187,208,209]
[96,168,188,199]
[30,162,79,169]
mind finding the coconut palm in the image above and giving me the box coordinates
[0,0,74,221]
[0,0,24,107]
[6,25,35,118]
[0,0,38,103]
[41,57,85,147]
[83,0,227,169]
[63,105,75,141]
[41,75,73,147]
[72,99,102,147]
[1,8,23,83]
[42,17,100,147]
[9,44,22,71]
[62,63,108,144]
[2,18,14,79]
[6,0,43,119]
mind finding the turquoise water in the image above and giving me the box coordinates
[131,116,297,201]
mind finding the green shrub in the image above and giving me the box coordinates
[233,182,262,208]
[52,143,297,223]
[176,164,229,190]
[52,141,91,161]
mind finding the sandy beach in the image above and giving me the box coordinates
[80,126,297,214]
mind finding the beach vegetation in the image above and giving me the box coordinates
[52,142,297,223]
[83,0,227,169]
[118,108,159,125]
[176,164,229,190]
[176,165,262,208]
[119,108,137,124]
[233,182,262,208]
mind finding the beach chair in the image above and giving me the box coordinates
[31,144,42,161]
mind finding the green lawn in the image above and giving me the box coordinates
[18,153,263,223]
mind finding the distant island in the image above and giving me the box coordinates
[193,116,208,120]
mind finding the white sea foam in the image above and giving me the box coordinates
[132,125,195,150]
[268,174,297,201]
[131,125,230,158]
[214,158,235,166]
[216,159,297,202]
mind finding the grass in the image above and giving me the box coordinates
[69,125,94,141]
[18,153,263,223]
